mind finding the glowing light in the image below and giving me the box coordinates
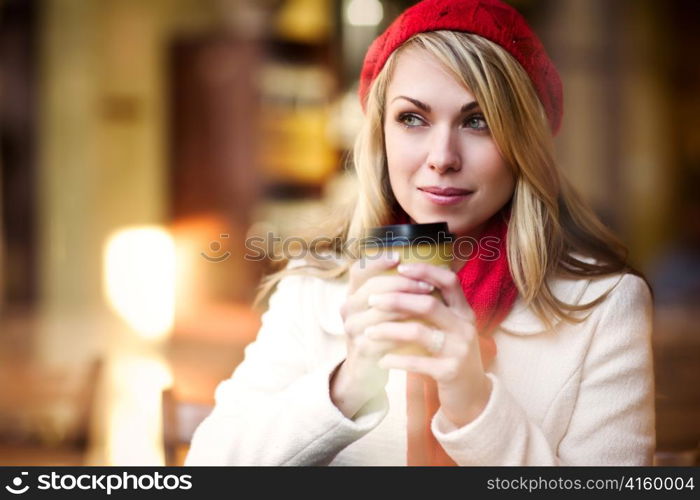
[106,356,173,465]
[346,0,383,27]
[103,227,175,340]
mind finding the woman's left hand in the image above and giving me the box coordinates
[364,262,492,428]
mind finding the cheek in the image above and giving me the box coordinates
[484,161,514,193]
[471,144,513,194]
[385,128,421,187]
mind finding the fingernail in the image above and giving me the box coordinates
[418,281,434,291]
[385,252,400,263]
[397,264,411,273]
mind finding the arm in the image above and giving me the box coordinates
[184,272,388,466]
[431,274,655,465]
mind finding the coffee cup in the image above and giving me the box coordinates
[360,222,454,356]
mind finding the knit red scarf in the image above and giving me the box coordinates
[393,204,518,466]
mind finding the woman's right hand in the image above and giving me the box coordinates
[330,252,435,419]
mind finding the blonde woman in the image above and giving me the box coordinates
[186,0,655,466]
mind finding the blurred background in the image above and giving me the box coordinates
[0,0,698,466]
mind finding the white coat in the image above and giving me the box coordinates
[185,258,655,466]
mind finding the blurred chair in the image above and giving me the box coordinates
[649,178,700,466]
[0,358,102,465]
[162,388,213,466]
[654,442,700,466]
[652,304,700,466]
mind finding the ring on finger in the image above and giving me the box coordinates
[427,328,446,355]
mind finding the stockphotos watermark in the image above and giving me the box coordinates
[201,232,502,263]
[3,470,192,496]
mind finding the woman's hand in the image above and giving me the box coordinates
[331,253,437,419]
[363,262,493,428]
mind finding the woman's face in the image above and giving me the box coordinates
[384,46,515,239]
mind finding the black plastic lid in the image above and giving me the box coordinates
[362,222,455,248]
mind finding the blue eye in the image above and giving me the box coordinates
[397,113,425,128]
[465,114,488,131]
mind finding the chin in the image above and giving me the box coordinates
[447,218,483,237]
[408,213,448,226]
[408,212,462,229]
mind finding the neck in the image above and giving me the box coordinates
[446,222,490,273]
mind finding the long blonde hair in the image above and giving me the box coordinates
[253,31,642,327]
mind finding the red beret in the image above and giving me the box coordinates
[358,0,563,134]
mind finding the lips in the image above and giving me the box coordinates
[418,186,473,206]
[418,186,473,196]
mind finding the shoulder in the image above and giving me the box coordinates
[556,257,653,342]
[573,252,652,314]
[554,252,651,306]
[500,253,650,335]
[276,256,345,281]
[262,259,324,310]
[594,272,651,302]
[546,272,653,355]
[262,258,348,336]
[270,257,349,305]
[583,272,653,325]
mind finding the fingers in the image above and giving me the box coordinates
[365,320,436,349]
[348,252,400,294]
[366,321,471,358]
[343,309,410,361]
[343,306,411,340]
[358,274,435,297]
[396,262,475,321]
[366,291,455,331]
[342,274,435,321]
[378,353,462,383]
[351,335,396,361]
[366,321,439,358]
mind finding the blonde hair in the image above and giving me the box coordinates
[253,31,642,328]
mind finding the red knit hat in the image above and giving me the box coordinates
[358,0,563,134]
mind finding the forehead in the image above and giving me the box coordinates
[385,46,476,105]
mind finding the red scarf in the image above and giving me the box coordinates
[393,205,518,466]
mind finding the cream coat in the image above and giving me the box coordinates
[185,259,655,466]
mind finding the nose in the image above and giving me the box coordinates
[426,125,461,172]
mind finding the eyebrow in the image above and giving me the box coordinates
[390,96,480,113]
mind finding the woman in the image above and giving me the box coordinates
[185,0,655,466]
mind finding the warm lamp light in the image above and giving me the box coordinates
[103,227,175,340]
[346,0,383,27]
[106,356,173,465]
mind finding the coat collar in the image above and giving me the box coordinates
[498,274,591,335]
[315,258,595,337]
